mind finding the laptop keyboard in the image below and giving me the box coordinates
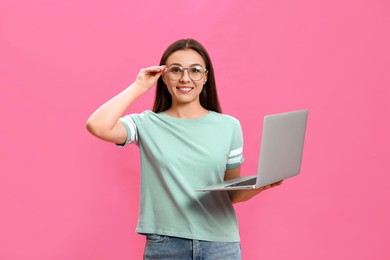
[226,178,257,187]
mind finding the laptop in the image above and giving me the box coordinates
[196,109,308,191]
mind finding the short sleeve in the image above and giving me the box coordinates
[226,119,244,169]
[116,115,138,146]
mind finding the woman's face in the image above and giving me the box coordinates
[163,49,208,107]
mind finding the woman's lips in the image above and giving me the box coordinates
[176,86,193,94]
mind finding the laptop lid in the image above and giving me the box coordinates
[255,109,308,187]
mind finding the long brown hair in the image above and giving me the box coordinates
[153,39,222,113]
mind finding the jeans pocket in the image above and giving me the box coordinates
[146,234,167,243]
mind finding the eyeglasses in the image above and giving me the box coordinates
[165,65,208,81]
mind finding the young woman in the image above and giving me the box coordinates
[86,39,280,259]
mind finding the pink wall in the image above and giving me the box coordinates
[1,0,389,259]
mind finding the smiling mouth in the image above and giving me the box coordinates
[176,86,193,93]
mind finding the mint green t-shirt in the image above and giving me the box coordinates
[119,110,244,242]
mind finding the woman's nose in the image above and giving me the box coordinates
[180,69,191,82]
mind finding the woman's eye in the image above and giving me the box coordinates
[191,68,201,73]
[170,67,182,73]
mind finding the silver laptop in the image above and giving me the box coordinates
[196,109,308,191]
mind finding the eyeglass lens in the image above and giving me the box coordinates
[166,65,206,81]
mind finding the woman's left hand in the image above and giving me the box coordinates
[257,181,283,191]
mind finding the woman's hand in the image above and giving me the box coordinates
[135,65,166,92]
[225,168,284,203]
[257,181,283,191]
[228,181,283,204]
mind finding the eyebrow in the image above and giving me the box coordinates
[169,63,204,67]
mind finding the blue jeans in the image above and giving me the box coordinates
[144,234,241,260]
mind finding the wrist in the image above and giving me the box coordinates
[128,81,149,95]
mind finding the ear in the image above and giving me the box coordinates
[162,74,166,84]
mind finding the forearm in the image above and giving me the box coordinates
[86,83,145,135]
[229,181,283,204]
[228,189,262,204]
[224,167,264,204]
[86,65,165,140]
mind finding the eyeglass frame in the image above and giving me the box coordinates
[164,64,208,81]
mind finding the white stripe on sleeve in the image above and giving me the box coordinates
[229,148,243,157]
[227,147,243,166]
[227,156,243,165]
[119,116,138,145]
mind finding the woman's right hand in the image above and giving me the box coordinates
[135,65,166,92]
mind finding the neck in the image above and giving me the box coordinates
[165,102,208,119]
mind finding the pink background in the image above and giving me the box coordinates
[1,0,389,259]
